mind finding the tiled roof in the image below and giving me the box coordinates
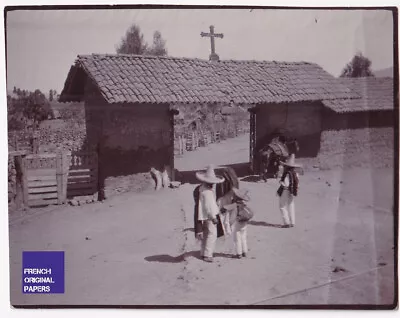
[322,77,394,113]
[60,54,360,105]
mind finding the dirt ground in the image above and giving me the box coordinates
[9,134,396,307]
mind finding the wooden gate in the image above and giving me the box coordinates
[22,152,69,207]
[67,150,98,198]
[249,111,257,172]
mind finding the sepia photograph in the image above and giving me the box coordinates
[4,4,398,308]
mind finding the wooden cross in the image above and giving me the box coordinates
[201,25,224,59]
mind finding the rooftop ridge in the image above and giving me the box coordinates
[61,52,360,105]
[76,53,315,66]
[339,76,393,81]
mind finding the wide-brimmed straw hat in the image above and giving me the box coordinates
[232,187,250,201]
[280,154,302,168]
[196,165,225,184]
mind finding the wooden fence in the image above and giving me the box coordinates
[174,131,222,156]
[12,149,98,208]
[67,150,98,198]
[22,152,69,207]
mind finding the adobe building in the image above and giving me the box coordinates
[59,54,362,180]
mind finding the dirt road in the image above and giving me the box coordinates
[9,134,396,306]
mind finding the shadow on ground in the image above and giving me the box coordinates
[176,162,252,185]
[240,175,263,183]
[248,220,286,228]
[145,251,233,263]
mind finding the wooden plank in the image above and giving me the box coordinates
[28,180,58,188]
[68,170,97,178]
[8,150,29,157]
[27,169,57,177]
[15,155,26,209]
[67,188,96,197]
[68,174,96,181]
[69,166,95,172]
[21,156,29,206]
[29,198,59,207]
[29,192,58,200]
[69,166,97,173]
[61,152,69,204]
[67,182,96,190]
[27,175,57,182]
[69,171,96,178]
[68,176,96,183]
[28,186,58,194]
[68,178,96,185]
[25,153,57,160]
[56,152,63,204]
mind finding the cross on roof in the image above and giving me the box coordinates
[201,25,224,61]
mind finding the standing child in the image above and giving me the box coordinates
[230,187,253,259]
[194,165,225,263]
[277,154,301,228]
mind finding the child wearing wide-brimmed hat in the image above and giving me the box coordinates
[277,154,301,228]
[194,165,224,263]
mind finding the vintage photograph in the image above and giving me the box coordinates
[5,6,398,308]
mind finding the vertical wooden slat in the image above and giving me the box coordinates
[250,111,256,173]
[56,152,63,204]
[97,138,105,201]
[21,156,29,206]
[169,111,175,181]
[14,155,24,209]
[61,152,69,203]
[14,132,18,151]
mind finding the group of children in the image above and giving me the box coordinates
[193,154,301,263]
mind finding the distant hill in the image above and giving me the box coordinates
[374,67,394,78]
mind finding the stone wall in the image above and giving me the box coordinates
[318,127,394,169]
[9,103,87,153]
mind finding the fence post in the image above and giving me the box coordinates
[14,154,26,209]
[21,156,29,207]
[56,152,68,204]
[14,132,18,151]
[62,151,69,203]
[179,136,184,155]
[31,134,39,154]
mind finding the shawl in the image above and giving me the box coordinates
[281,169,299,196]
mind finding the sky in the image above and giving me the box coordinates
[5,8,394,94]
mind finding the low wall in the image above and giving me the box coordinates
[8,123,87,153]
[317,127,394,169]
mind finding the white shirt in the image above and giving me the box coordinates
[198,184,220,221]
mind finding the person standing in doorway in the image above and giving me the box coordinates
[277,154,301,228]
[194,165,224,263]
